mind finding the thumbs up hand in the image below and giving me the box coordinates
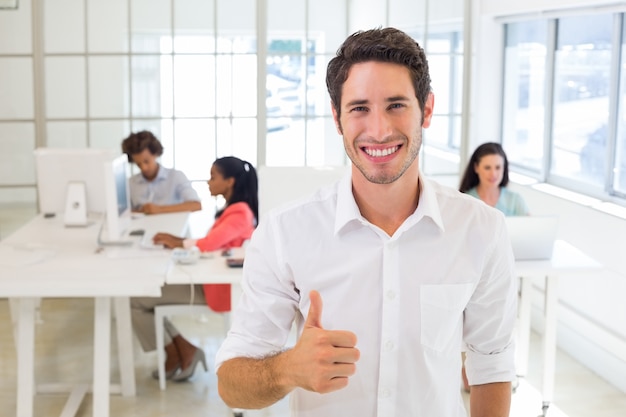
[283,290,360,394]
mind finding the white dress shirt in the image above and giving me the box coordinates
[128,165,199,210]
[216,171,517,417]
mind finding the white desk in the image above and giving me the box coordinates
[164,250,244,325]
[166,250,244,306]
[0,212,189,417]
[514,239,602,415]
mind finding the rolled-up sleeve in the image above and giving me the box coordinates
[463,214,518,385]
[215,215,300,370]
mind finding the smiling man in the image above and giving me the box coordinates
[216,27,517,417]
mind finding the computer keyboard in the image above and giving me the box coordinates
[139,231,164,249]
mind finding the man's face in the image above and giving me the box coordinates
[131,148,159,181]
[332,61,434,184]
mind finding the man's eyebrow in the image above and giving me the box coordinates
[345,98,369,107]
[344,96,411,107]
[387,95,411,102]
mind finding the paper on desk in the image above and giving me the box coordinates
[0,245,57,267]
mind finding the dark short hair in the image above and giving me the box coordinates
[459,142,510,192]
[121,130,164,162]
[326,27,431,119]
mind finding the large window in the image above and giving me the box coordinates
[502,20,548,173]
[551,14,612,188]
[0,0,468,207]
[42,0,259,188]
[502,12,626,202]
[425,30,464,152]
[614,19,626,195]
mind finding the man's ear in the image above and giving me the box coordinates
[421,92,435,128]
[331,102,343,135]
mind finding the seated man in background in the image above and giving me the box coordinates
[121,130,201,214]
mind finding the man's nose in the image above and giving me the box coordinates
[367,109,393,140]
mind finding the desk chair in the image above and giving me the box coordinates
[154,304,231,390]
[154,305,245,417]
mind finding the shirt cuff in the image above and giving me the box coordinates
[182,238,197,249]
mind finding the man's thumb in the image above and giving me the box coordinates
[305,290,323,328]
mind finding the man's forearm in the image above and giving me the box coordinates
[470,381,511,417]
[217,353,292,409]
[162,200,201,213]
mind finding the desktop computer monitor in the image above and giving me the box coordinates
[35,148,117,218]
[34,148,132,243]
[102,153,132,242]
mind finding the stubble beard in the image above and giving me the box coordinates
[347,129,423,185]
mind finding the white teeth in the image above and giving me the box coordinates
[365,146,398,157]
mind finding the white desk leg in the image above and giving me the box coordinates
[9,298,19,351]
[113,297,136,396]
[516,276,532,377]
[93,297,111,417]
[542,275,559,411]
[16,298,36,417]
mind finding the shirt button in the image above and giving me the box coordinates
[386,290,396,300]
[384,340,394,351]
[379,387,391,398]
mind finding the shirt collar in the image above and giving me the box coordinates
[334,170,445,236]
[334,171,362,235]
[139,164,169,184]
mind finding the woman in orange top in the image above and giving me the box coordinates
[131,156,258,382]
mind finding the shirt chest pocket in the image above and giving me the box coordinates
[420,283,474,352]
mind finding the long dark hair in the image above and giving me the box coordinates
[213,156,259,223]
[459,142,510,192]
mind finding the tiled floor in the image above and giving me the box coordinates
[1,203,625,416]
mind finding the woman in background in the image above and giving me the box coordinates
[459,142,529,216]
[459,142,529,392]
[131,156,258,382]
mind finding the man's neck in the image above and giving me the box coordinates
[351,165,420,236]
[143,164,161,182]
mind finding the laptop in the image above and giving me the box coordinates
[505,216,559,260]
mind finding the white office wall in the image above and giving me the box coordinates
[469,12,503,149]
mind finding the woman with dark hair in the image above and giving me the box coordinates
[131,156,258,383]
[459,142,529,216]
